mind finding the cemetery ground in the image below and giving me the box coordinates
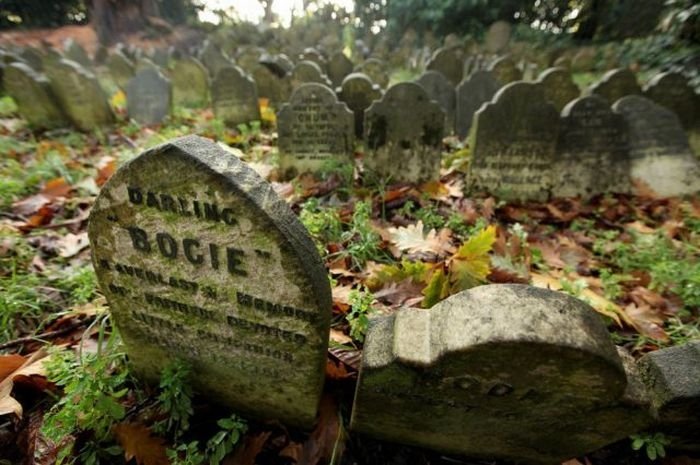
[0,75,699,465]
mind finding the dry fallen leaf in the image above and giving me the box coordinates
[0,354,26,383]
[113,422,169,465]
[57,232,90,258]
[225,431,271,465]
[0,349,49,418]
[387,221,454,257]
[624,303,669,341]
[300,394,344,465]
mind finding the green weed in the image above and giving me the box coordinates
[341,200,385,268]
[347,287,375,342]
[631,432,670,461]
[155,359,194,439]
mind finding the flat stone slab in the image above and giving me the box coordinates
[88,135,331,428]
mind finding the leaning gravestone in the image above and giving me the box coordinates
[468,82,559,201]
[172,57,209,108]
[416,70,456,135]
[212,65,261,128]
[351,284,633,464]
[47,59,114,131]
[613,95,700,196]
[553,96,630,198]
[277,83,354,179]
[426,47,464,86]
[336,72,382,138]
[107,50,135,89]
[364,82,444,183]
[588,68,642,104]
[537,67,580,112]
[88,135,331,427]
[354,58,389,89]
[488,55,522,87]
[290,60,332,90]
[327,52,354,87]
[485,21,512,54]
[126,67,172,125]
[3,62,68,129]
[455,70,500,139]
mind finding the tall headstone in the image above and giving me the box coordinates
[172,57,209,108]
[212,66,261,128]
[253,65,291,107]
[199,41,231,79]
[455,70,500,139]
[63,38,91,68]
[488,55,522,87]
[290,60,331,90]
[126,67,172,125]
[19,47,43,71]
[47,59,114,131]
[327,52,354,87]
[364,82,445,183]
[88,135,331,427]
[299,48,327,73]
[354,58,389,89]
[3,62,68,129]
[107,51,135,89]
[537,67,580,112]
[337,72,382,138]
[351,284,635,464]
[416,70,456,135]
[613,95,700,196]
[277,83,355,179]
[485,21,512,54]
[426,47,464,86]
[588,68,642,104]
[468,82,560,201]
[553,96,630,198]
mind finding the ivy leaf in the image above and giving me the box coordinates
[448,225,496,293]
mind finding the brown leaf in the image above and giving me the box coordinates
[95,157,116,186]
[373,279,424,307]
[624,303,669,341]
[325,358,355,380]
[40,177,72,199]
[0,354,26,383]
[329,329,352,345]
[0,349,48,418]
[225,431,271,465]
[300,394,344,465]
[113,423,169,465]
[332,285,354,313]
[328,347,362,371]
[387,221,454,257]
[57,232,90,258]
[545,198,581,222]
[279,442,302,463]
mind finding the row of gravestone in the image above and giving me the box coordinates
[88,135,700,464]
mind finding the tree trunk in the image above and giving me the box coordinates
[91,0,161,44]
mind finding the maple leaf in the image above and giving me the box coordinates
[422,267,450,308]
[448,225,496,293]
[113,423,169,465]
[365,259,434,290]
[387,221,454,257]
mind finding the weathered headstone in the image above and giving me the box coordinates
[485,21,512,54]
[19,47,44,71]
[277,83,354,179]
[488,55,522,87]
[107,50,135,89]
[252,65,291,107]
[468,82,559,201]
[351,284,634,464]
[198,41,232,79]
[47,59,114,131]
[3,62,68,129]
[299,48,326,73]
[63,38,91,68]
[337,72,382,138]
[571,47,596,72]
[416,70,456,135]
[327,52,354,87]
[553,96,630,198]
[426,47,464,86]
[235,46,264,75]
[455,70,500,140]
[613,95,700,196]
[172,57,209,108]
[151,48,169,68]
[364,82,444,183]
[588,68,641,104]
[211,65,261,127]
[126,67,172,125]
[537,67,580,112]
[260,53,294,77]
[88,135,331,427]
[354,58,389,89]
[290,60,331,90]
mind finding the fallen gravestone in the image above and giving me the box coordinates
[416,70,456,135]
[553,96,630,198]
[47,59,114,131]
[613,95,700,196]
[468,82,559,201]
[354,58,389,89]
[277,83,355,179]
[351,284,640,464]
[107,50,136,89]
[485,21,512,54]
[455,70,500,140]
[3,62,68,129]
[172,57,209,108]
[327,52,354,87]
[88,135,331,427]
[488,55,522,87]
[364,82,444,184]
[336,72,382,138]
[126,67,172,125]
[212,65,261,128]
[426,47,464,86]
[537,67,580,112]
[290,60,332,90]
[588,68,642,104]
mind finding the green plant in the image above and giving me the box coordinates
[347,287,375,342]
[299,198,343,254]
[167,414,248,465]
[631,432,670,461]
[168,441,205,465]
[55,264,98,305]
[414,203,446,230]
[0,261,45,341]
[155,359,194,439]
[559,277,589,298]
[341,200,385,268]
[599,268,628,301]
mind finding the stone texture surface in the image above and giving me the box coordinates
[351,284,629,464]
[354,58,389,89]
[107,50,135,89]
[416,70,456,135]
[337,72,382,138]
[455,70,500,139]
[485,21,512,54]
[126,67,172,125]
[198,41,231,79]
[290,60,331,90]
[364,82,444,184]
[3,62,68,129]
[537,67,580,112]
[88,135,331,428]
[468,82,559,201]
[327,52,354,87]
[172,57,209,108]
[488,55,522,87]
[426,47,464,86]
[277,83,354,179]
[613,95,700,196]
[212,65,261,127]
[553,96,630,198]
[587,68,642,104]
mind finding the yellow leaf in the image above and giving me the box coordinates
[422,268,450,308]
[448,225,496,293]
[110,90,126,109]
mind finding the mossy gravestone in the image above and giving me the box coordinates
[468,82,559,201]
[351,284,631,464]
[172,57,209,108]
[455,70,500,140]
[416,70,456,135]
[426,47,464,87]
[537,67,580,112]
[337,72,382,139]
[107,50,135,90]
[88,136,331,427]
[126,67,171,125]
[290,61,331,90]
[588,68,641,104]
[364,82,444,184]
[3,62,68,129]
[212,65,261,128]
